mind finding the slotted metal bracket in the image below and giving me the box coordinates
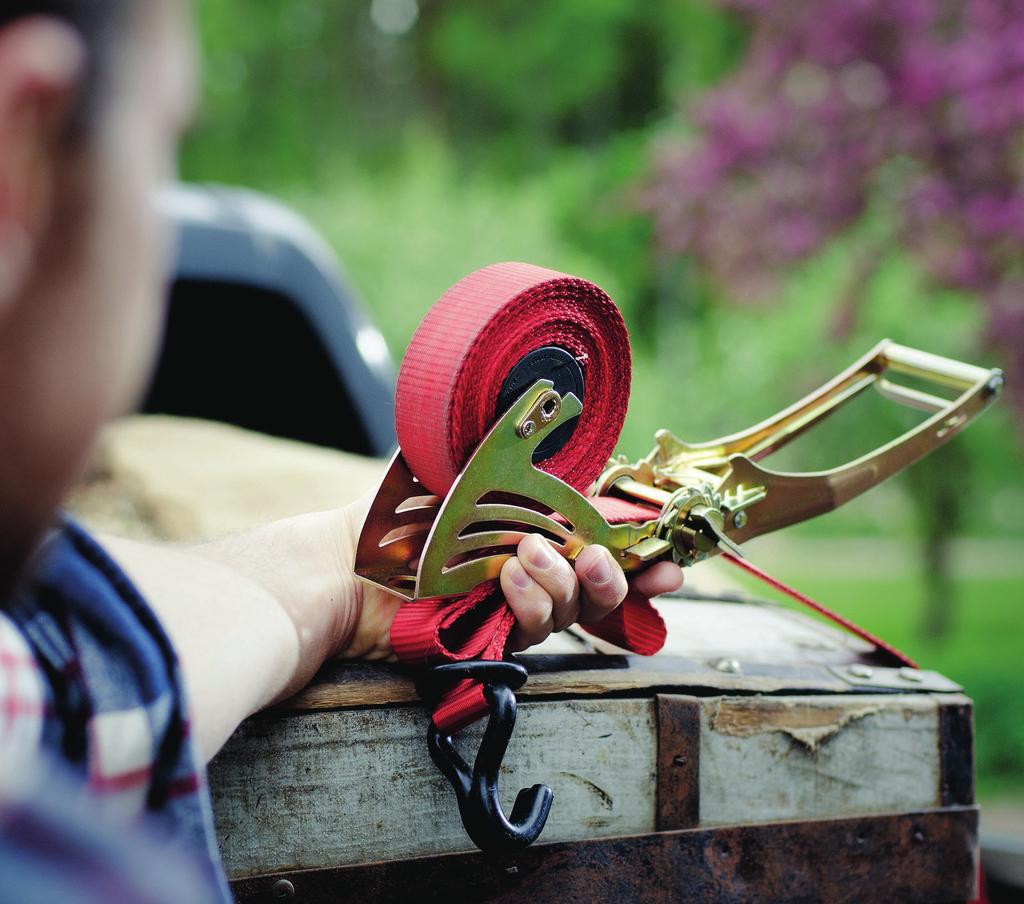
[353,451,442,599]
[355,380,658,601]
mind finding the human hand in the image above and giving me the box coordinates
[337,499,684,659]
[499,534,683,651]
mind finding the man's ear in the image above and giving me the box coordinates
[0,17,85,318]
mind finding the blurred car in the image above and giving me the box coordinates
[149,183,396,458]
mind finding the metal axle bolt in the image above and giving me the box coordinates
[733,511,748,529]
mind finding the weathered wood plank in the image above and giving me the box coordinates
[210,698,657,878]
[655,597,874,660]
[210,692,959,877]
[283,600,958,713]
[285,652,857,713]
[698,694,944,825]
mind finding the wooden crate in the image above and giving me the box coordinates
[209,594,978,903]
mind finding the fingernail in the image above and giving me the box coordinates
[509,559,533,590]
[585,549,614,585]
[527,536,555,570]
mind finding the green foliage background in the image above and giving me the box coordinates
[180,0,1023,793]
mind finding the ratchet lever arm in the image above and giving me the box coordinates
[716,341,1003,545]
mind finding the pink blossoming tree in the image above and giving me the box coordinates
[648,0,1024,421]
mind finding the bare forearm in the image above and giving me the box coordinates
[101,509,358,761]
[97,494,681,765]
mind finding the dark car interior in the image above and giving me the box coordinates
[144,184,396,458]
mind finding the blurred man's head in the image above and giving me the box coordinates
[0,0,196,589]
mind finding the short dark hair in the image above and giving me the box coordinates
[0,1,131,135]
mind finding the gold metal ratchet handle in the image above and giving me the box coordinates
[716,340,1004,544]
[355,342,1001,601]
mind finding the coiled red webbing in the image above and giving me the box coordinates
[390,263,668,732]
[395,262,631,498]
[721,551,918,668]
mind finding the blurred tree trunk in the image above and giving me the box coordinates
[905,442,968,640]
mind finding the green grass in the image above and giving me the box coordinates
[724,568,1024,798]
[281,135,630,359]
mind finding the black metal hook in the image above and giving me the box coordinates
[416,660,553,853]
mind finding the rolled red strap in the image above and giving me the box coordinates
[579,585,667,656]
[390,263,667,733]
[395,262,631,497]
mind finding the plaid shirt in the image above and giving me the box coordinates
[0,518,229,902]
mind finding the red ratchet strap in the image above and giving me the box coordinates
[721,552,917,668]
[390,262,914,734]
[390,263,667,733]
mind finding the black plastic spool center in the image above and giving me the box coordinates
[495,346,585,463]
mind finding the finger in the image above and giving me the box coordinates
[500,556,554,651]
[517,534,580,633]
[632,561,684,599]
[575,545,628,625]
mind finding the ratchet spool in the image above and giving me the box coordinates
[394,262,630,498]
[495,345,585,463]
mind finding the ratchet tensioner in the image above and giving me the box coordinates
[357,341,1003,600]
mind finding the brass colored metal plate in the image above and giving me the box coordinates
[416,381,657,599]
